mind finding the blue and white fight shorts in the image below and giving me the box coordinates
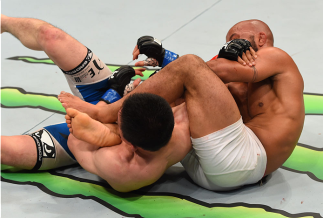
[29,48,113,170]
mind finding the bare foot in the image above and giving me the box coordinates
[65,108,121,147]
[58,91,97,117]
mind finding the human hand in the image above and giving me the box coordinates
[132,45,140,60]
[123,68,145,96]
[218,39,257,67]
[133,36,163,67]
[134,35,179,68]
[100,66,146,104]
[133,41,160,67]
[123,78,142,96]
[238,47,257,67]
[134,58,159,67]
[134,67,146,76]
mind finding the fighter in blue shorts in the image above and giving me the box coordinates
[1,14,144,171]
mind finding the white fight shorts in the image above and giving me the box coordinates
[181,117,267,191]
[62,47,113,104]
[29,48,113,170]
[29,123,77,170]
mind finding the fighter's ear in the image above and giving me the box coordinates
[258,32,267,47]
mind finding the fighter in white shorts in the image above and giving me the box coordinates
[130,36,268,191]
[181,118,267,191]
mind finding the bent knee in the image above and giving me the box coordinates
[180,54,204,65]
[174,54,207,74]
[37,25,67,52]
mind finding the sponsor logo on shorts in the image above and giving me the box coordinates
[32,131,43,163]
[31,129,56,159]
[63,49,93,75]
[43,142,55,158]
[85,49,93,62]
[70,53,106,83]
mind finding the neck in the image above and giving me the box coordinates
[135,147,158,157]
[259,43,274,49]
[136,144,171,161]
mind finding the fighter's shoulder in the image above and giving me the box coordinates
[257,47,296,73]
[94,146,137,191]
[258,47,293,62]
[94,144,132,173]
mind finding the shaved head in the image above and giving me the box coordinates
[226,19,274,49]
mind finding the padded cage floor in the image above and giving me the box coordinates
[1,0,323,217]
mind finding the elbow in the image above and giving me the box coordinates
[215,69,231,84]
[207,59,231,83]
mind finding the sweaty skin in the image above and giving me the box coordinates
[66,103,191,192]
[0,15,192,195]
[59,19,304,181]
[0,15,193,193]
[207,47,304,175]
[206,20,304,175]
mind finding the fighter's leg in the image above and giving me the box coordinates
[1,14,86,71]
[1,135,37,169]
[177,55,241,138]
[1,123,77,171]
[65,108,121,147]
[100,54,241,137]
[2,14,113,101]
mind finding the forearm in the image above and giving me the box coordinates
[1,15,51,51]
[206,59,230,83]
[206,59,254,83]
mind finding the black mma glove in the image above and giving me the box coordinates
[137,36,179,68]
[100,66,135,104]
[218,39,252,61]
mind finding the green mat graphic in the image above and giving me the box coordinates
[2,56,323,218]
[1,170,318,218]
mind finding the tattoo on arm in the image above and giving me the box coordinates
[252,66,258,82]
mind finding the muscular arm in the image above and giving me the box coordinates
[206,47,292,83]
[67,48,291,124]
[92,48,278,123]
[67,135,141,192]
